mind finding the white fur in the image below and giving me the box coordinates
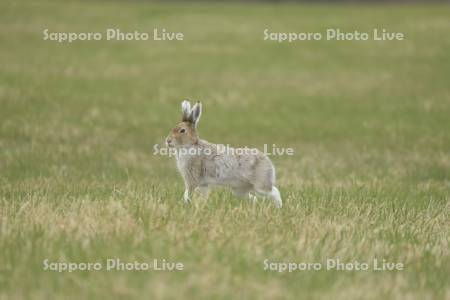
[173,100,282,208]
[181,100,191,118]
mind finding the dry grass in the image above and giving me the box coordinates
[0,1,449,299]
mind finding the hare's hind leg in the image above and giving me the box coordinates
[270,186,282,208]
[252,159,282,208]
[254,186,282,208]
[253,173,282,208]
[253,175,282,208]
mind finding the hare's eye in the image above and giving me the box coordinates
[179,128,186,134]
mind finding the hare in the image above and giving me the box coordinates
[165,100,282,208]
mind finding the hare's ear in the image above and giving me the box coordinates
[190,102,202,128]
[181,100,191,122]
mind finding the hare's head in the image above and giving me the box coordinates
[166,100,202,148]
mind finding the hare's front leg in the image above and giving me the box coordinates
[183,188,191,203]
[183,182,196,203]
[180,163,201,204]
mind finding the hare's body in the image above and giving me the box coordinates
[166,100,282,208]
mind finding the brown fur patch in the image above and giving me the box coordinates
[167,121,198,146]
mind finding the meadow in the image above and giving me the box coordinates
[0,1,449,299]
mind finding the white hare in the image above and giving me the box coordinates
[165,100,282,208]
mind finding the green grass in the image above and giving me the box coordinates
[1,1,449,299]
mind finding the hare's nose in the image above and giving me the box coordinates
[166,138,172,144]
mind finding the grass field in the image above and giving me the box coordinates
[1,1,450,299]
